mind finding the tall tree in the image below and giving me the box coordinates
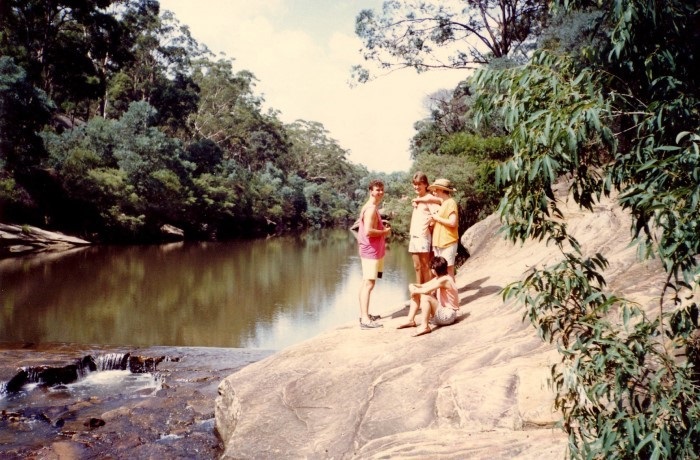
[107,3,205,134]
[286,120,365,226]
[0,57,54,176]
[0,0,134,120]
[353,0,548,81]
[410,81,507,158]
[287,120,352,182]
[188,58,289,172]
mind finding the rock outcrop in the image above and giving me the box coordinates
[215,182,670,459]
[0,223,90,257]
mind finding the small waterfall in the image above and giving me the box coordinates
[95,353,131,371]
[1,352,163,395]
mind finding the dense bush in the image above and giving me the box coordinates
[473,0,700,457]
[0,2,366,242]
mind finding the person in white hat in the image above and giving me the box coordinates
[427,178,459,279]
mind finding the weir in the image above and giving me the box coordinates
[0,352,168,395]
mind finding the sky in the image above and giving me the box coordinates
[158,0,468,173]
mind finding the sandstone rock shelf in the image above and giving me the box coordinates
[0,223,91,258]
[216,184,670,459]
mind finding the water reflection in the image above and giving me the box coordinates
[0,230,414,349]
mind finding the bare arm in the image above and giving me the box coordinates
[409,275,451,295]
[363,205,390,237]
[432,210,457,229]
[413,194,442,206]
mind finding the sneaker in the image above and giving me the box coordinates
[358,314,381,324]
[360,320,384,329]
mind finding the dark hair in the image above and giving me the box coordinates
[431,256,448,276]
[412,171,429,185]
[368,179,385,190]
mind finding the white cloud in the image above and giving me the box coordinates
[159,0,467,172]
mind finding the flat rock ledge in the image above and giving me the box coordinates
[0,223,90,257]
[216,183,670,459]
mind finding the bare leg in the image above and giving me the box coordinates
[417,252,433,284]
[413,295,437,337]
[397,293,420,328]
[359,279,375,323]
[411,253,422,284]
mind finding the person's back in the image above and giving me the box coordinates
[435,274,459,311]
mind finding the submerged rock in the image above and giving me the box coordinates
[2,353,168,393]
[4,355,97,392]
[0,345,274,459]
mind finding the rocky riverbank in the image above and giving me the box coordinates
[214,181,678,458]
[0,343,273,459]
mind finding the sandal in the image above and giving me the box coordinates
[412,327,432,337]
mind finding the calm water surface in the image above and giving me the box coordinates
[0,230,414,350]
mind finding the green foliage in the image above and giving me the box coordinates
[0,174,36,220]
[286,120,367,227]
[106,5,207,127]
[472,0,700,457]
[438,132,510,161]
[0,1,385,243]
[353,0,549,81]
[410,82,508,159]
[0,0,137,120]
[0,57,53,175]
[503,243,700,459]
[184,138,223,176]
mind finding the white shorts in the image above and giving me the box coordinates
[361,257,384,280]
[433,242,458,266]
[408,234,431,253]
[433,306,457,326]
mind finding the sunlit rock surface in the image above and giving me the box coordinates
[0,223,91,257]
[216,180,671,459]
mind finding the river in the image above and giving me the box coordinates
[0,229,415,350]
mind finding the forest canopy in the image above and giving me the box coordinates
[0,0,371,242]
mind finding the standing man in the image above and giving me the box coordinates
[357,179,391,329]
[428,178,459,279]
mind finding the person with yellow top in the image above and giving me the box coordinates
[427,178,459,279]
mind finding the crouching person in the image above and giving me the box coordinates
[397,256,460,337]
